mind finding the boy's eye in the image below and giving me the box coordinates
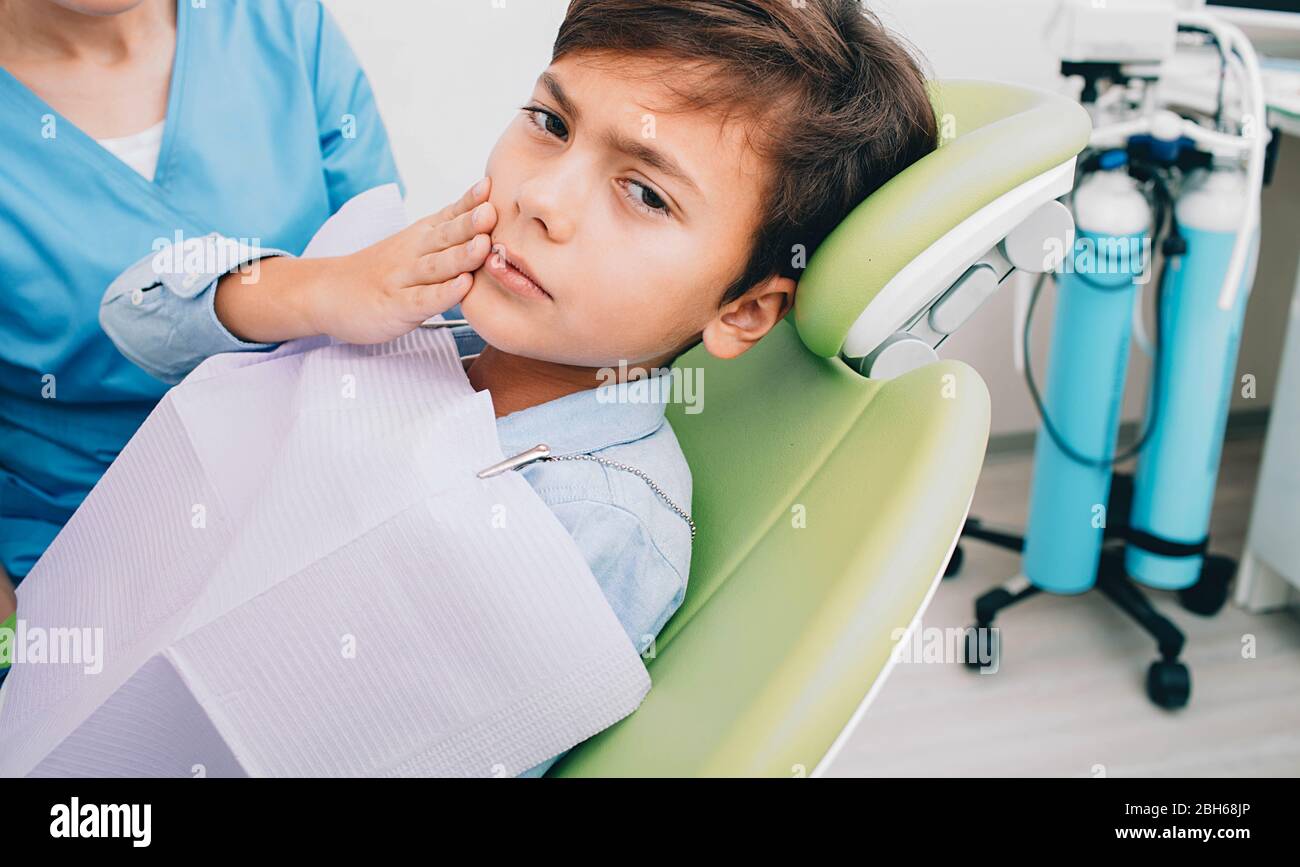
[522,106,568,140]
[620,179,671,219]
[521,103,671,220]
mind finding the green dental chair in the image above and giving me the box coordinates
[550,81,1092,777]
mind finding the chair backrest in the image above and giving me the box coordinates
[796,80,1092,359]
[659,319,989,656]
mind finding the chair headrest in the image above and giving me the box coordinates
[793,79,1092,359]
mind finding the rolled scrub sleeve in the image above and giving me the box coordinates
[99,234,292,384]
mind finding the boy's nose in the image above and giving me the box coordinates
[514,169,583,244]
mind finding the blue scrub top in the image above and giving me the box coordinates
[0,0,402,580]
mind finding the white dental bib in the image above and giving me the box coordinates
[0,187,651,777]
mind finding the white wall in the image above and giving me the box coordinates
[326,0,1296,437]
[323,0,569,219]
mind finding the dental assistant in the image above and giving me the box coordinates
[0,0,401,618]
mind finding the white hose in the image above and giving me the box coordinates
[1222,43,1249,127]
[1177,10,1268,311]
[1086,12,1267,312]
[1012,272,1031,375]
[1133,272,1154,357]
[1089,117,1151,148]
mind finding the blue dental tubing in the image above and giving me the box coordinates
[954,13,1270,709]
[1125,170,1257,591]
[1021,152,1179,594]
[1023,153,1177,466]
[1021,140,1256,595]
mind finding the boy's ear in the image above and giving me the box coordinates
[700,274,797,360]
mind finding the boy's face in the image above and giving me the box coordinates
[461,52,794,371]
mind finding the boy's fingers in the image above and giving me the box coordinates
[408,272,473,320]
[424,202,496,255]
[426,177,491,227]
[416,234,491,285]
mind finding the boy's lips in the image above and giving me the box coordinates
[485,241,552,301]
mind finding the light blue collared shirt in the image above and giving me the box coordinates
[99,250,694,778]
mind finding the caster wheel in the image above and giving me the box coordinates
[1146,659,1191,709]
[963,623,998,672]
[1178,555,1234,617]
[944,545,964,579]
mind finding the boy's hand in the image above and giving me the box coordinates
[303,180,498,344]
[214,179,497,345]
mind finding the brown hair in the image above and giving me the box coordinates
[552,0,938,303]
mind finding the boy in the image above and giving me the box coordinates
[96,0,936,776]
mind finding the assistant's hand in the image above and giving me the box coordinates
[214,178,498,345]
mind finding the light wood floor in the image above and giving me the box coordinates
[826,434,1300,778]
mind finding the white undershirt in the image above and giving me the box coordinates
[95,120,166,182]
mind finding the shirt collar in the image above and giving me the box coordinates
[449,318,672,459]
[494,372,672,460]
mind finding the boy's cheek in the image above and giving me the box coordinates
[570,309,685,367]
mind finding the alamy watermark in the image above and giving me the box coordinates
[0,618,105,675]
[50,798,150,847]
[149,232,265,288]
[1043,234,1153,284]
[595,361,704,415]
[890,618,1000,674]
